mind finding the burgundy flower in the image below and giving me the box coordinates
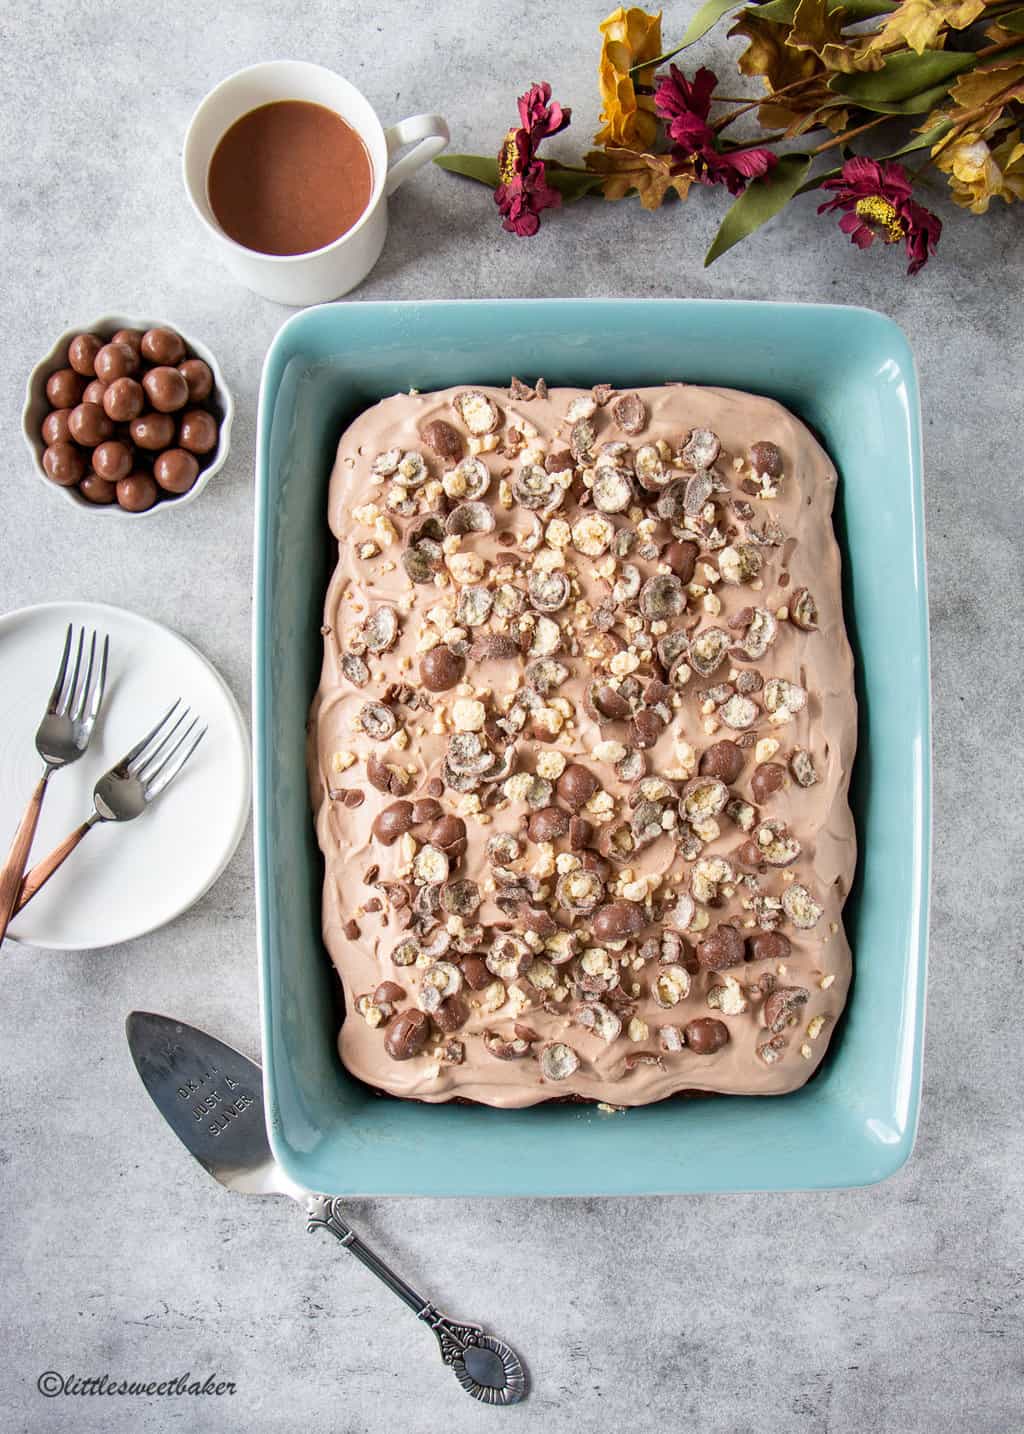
[518,81,570,144]
[496,151,563,236]
[655,66,718,146]
[818,157,941,275]
[495,83,572,237]
[654,64,777,197]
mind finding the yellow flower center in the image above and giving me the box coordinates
[499,130,519,185]
[854,195,905,244]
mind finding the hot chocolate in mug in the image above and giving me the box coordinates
[184,61,449,306]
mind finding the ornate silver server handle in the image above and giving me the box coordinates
[306,1195,527,1406]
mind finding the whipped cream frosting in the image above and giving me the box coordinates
[309,382,856,1107]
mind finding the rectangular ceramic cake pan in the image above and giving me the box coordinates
[253,298,929,1197]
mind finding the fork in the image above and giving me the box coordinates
[15,701,207,914]
[0,624,109,943]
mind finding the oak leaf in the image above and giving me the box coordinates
[787,0,847,56]
[948,60,1024,110]
[733,12,822,89]
[731,13,848,130]
[820,41,886,73]
[585,147,697,208]
[865,0,987,56]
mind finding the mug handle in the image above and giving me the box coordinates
[384,114,450,196]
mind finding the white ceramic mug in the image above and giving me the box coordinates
[183,61,449,306]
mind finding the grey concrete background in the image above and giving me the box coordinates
[1,2,1021,1431]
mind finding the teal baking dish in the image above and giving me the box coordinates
[253,298,929,1196]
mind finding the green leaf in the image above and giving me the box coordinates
[435,154,500,187]
[433,155,603,202]
[846,80,968,113]
[630,0,740,71]
[832,0,897,15]
[748,0,894,20]
[997,8,1024,32]
[794,162,843,195]
[546,167,606,200]
[829,48,975,102]
[680,0,746,47]
[704,153,812,266]
[887,118,953,154]
[744,0,799,18]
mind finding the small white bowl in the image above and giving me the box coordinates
[22,314,234,518]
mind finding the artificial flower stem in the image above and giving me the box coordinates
[712,105,761,131]
[711,75,822,131]
[976,34,1024,60]
[812,115,888,156]
[979,0,1024,19]
[718,132,788,150]
[628,43,688,77]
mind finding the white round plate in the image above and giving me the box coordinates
[0,602,250,950]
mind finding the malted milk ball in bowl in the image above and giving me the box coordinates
[92,440,134,482]
[103,377,146,422]
[178,358,213,402]
[46,369,85,409]
[116,472,160,512]
[42,443,85,486]
[68,332,103,376]
[130,412,176,450]
[82,378,108,406]
[154,449,200,495]
[80,472,117,505]
[141,328,187,365]
[179,410,219,454]
[143,366,189,413]
[94,341,138,383]
[68,402,113,446]
[24,316,233,518]
[41,409,73,445]
[111,327,144,357]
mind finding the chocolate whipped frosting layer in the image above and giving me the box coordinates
[309,382,856,1108]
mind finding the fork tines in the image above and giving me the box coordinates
[48,623,110,728]
[124,700,207,800]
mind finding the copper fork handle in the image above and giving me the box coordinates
[0,771,51,943]
[16,818,96,914]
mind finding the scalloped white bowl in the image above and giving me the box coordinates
[22,314,234,519]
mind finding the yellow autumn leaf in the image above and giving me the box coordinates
[820,41,885,73]
[865,0,987,56]
[732,13,822,90]
[730,14,846,129]
[787,0,847,57]
[585,147,696,208]
[948,61,1024,109]
[594,7,664,151]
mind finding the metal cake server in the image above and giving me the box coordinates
[125,1011,527,1407]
